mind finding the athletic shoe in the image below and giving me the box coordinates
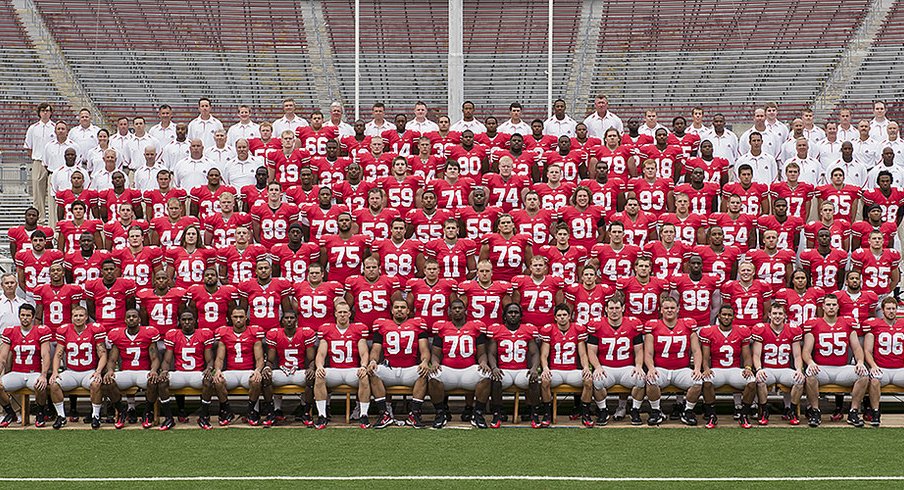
[680,409,697,426]
[358,415,371,429]
[738,414,752,429]
[262,411,276,427]
[871,411,881,427]
[114,410,127,429]
[314,416,328,430]
[246,410,261,426]
[489,412,503,429]
[373,413,394,429]
[807,408,821,428]
[460,406,473,422]
[647,409,665,426]
[177,409,189,423]
[273,409,286,422]
[630,408,643,426]
[0,412,15,428]
[732,406,742,421]
[141,412,154,429]
[68,410,80,423]
[613,405,627,421]
[159,418,175,431]
[596,408,610,427]
[670,403,683,421]
[863,407,874,422]
[788,410,800,426]
[471,412,489,429]
[34,412,47,428]
[530,411,542,429]
[91,416,101,430]
[758,406,770,426]
[782,407,792,420]
[297,413,314,426]
[52,415,67,430]
[846,409,864,428]
[830,406,844,422]
[197,416,212,430]
[705,414,717,429]
[218,411,235,426]
[540,411,551,427]
[407,412,426,429]
[581,410,595,428]
[126,408,138,424]
[432,411,448,429]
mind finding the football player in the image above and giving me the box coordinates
[538,304,593,427]
[483,303,540,428]
[697,305,757,429]
[211,307,266,426]
[48,305,107,429]
[752,304,805,425]
[312,301,370,429]
[104,309,161,429]
[263,310,316,426]
[0,305,52,427]
[862,297,904,427]
[157,311,216,430]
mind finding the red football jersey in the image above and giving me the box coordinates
[457,280,513,323]
[143,188,188,220]
[268,149,312,190]
[83,278,137,329]
[56,323,106,371]
[190,184,238,218]
[483,322,538,370]
[803,317,856,366]
[708,213,756,251]
[112,246,164,290]
[606,211,657,247]
[512,275,565,326]
[96,188,143,222]
[458,206,502,241]
[861,187,904,223]
[634,144,685,180]
[836,289,879,327]
[592,145,633,180]
[722,182,768,216]
[103,219,149,250]
[671,273,721,327]
[332,180,376,211]
[150,216,201,249]
[405,208,455,242]
[237,278,294,331]
[799,248,848,290]
[250,202,301,249]
[239,185,269,212]
[107,326,161,370]
[481,233,533,282]
[683,156,728,184]
[532,182,575,211]
[746,249,795,292]
[769,182,817,220]
[353,207,401,241]
[203,212,253,248]
[293,281,345,329]
[185,284,239,331]
[851,248,901,295]
[511,208,555,246]
[617,276,670,322]
[432,320,485,369]
[319,234,371,283]
[751,323,803,369]
[851,221,897,249]
[674,182,720,215]
[427,177,474,209]
[380,175,424,215]
[697,325,751,369]
[667,132,701,158]
[538,323,587,370]
[55,188,99,221]
[543,149,587,182]
[493,149,538,178]
[215,325,265,370]
[317,322,370,369]
[357,151,397,182]
[564,282,615,325]
[135,288,186,334]
[644,318,699,370]
[773,287,825,328]
[694,244,742,284]
[271,242,321,282]
[406,278,456,325]
[558,205,605,250]
[166,247,218,289]
[586,317,644,368]
[629,177,673,215]
[756,215,804,250]
[448,144,488,178]
[339,135,373,158]
[265,327,317,369]
[285,184,322,207]
[297,125,339,156]
[372,238,422,284]
[1,325,52,373]
[483,173,528,211]
[538,245,588,285]
[218,244,269,285]
[32,283,84,332]
[164,327,214,371]
[345,275,400,326]
[63,249,111,286]
[720,280,773,327]
[658,213,706,246]
[57,219,103,252]
[803,220,850,250]
[579,178,625,214]
[7,225,55,255]
[14,248,64,292]
[309,156,352,185]
[816,184,860,221]
[408,154,445,182]
[591,243,642,287]
[644,240,691,280]
[372,317,428,368]
[862,318,904,369]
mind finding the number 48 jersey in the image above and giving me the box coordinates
[431,320,486,369]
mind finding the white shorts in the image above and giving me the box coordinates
[705,368,755,390]
[758,368,804,386]
[808,365,863,387]
[325,367,362,388]
[545,369,584,388]
[431,365,487,391]
[166,371,205,390]
[593,366,645,390]
[114,370,151,390]
[0,372,44,392]
[56,370,99,391]
[649,368,700,390]
[375,365,419,387]
[499,369,532,390]
[222,370,258,390]
[870,367,904,386]
[271,369,308,387]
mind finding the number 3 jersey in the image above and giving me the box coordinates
[55,323,107,371]
[431,320,487,369]
[372,317,429,368]
[482,322,538,370]
[107,326,161,370]
[164,328,215,371]
[696,325,752,369]
[802,317,856,366]
[537,322,588,370]
[317,322,370,368]
[0,325,52,372]
[215,326,265,370]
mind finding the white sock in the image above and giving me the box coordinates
[91,404,102,418]
[651,400,661,410]
[617,398,627,410]
[127,396,136,410]
[686,401,696,411]
[360,402,370,416]
[54,402,66,418]
[596,400,606,409]
[632,398,643,409]
[273,396,282,411]
[733,393,742,408]
[316,400,327,417]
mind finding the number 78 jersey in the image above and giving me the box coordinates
[431,320,486,369]
[644,319,698,369]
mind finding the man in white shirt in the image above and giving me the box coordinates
[543,99,576,138]
[709,113,739,165]
[870,101,892,140]
[735,132,778,184]
[824,142,868,188]
[227,104,261,146]
[223,139,263,189]
[686,106,714,140]
[801,108,826,144]
[172,139,213,189]
[204,129,236,168]
[451,100,488,134]
[148,104,177,146]
[638,109,666,138]
[272,98,308,135]
[782,138,821,185]
[364,102,394,136]
[883,121,904,166]
[90,150,124,191]
[109,117,135,169]
[0,274,25,329]
[779,119,818,163]
[740,108,780,158]
[582,94,623,138]
[69,108,100,158]
[865,147,904,189]
[127,116,160,171]
[161,123,191,170]
[405,101,439,134]
[817,121,843,169]
[836,108,857,142]
[853,119,882,169]
[498,102,532,136]
[132,145,168,192]
[324,101,354,137]
[50,148,91,197]
[42,121,80,175]
[187,97,224,148]
[25,102,56,214]
[764,101,789,143]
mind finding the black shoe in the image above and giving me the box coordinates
[114,410,127,429]
[808,408,822,428]
[177,410,189,423]
[34,412,47,428]
[158,417,175,431]
[847,409,864,428]
[733,406,742,420]
[0,412,15,428]
[373,413,394,429]
[680,409,697,426]
[141,412,154,429]
[596,407,610,426]
[408,411,426,429]
[273,408,286,421]
[197,416,212,430]
[297,412,314,426]
[358,415,371,429]
[670,403,684,420]
[471,412,488,429]
[218,410,235,426]
[460,406,473,422]
[314,416,328,430]
[126,408,138,424]
[490,412,503,429]
[647,409,665,426]
[581,410,595,428]
[630,408,643,426]
[871,411,881,427]
[91,416,101,430]
[247,410,261,426]
[52,415,67,430]
[432,411,448,429]
[705,413,718,429]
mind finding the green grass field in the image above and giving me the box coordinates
[5,427,904,489]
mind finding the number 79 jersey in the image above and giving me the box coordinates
[372,317,428,368]
[696,325,752,369]
[431,320,486,369]
[0,325,52,373]
[483,322,538,370]
[537,322,588,370]
[107,326,161,370]
[164,328,215,371]
[317,322,370,369]
[215,326,264,370]
[644,319,698,370]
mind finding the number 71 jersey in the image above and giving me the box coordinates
[431,320,486,369]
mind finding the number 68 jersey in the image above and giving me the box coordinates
[431,320,486,369]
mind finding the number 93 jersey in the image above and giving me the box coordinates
[432,320,486,369]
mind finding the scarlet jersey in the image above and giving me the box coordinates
[265,327,317,370]
[557,205,605,250]
[271,242,321,282]
[1,325,52,372]
[538,245,588,285]
[483,322,538,370]
[481,233,533,282]
[63,249,111,286]
[694,245,741,284]
[773,287,825,328]
[476,132,512,151]
[683,156,728,184]
[405,208,455,242]
[319,234,371,283]
[457,280,512,323]
[851,221,897,249]
[708,213,756,251]
[644,318,699,370]
[592,145,633,180]
[190,184,238,218]
[84,278,137,329]
[816,184,860,221]
[57,219,102,251]
[296,125,339,156]
[512,275,564,325]
[293,281,345,329]
[371,238,422,284]
[756,215,804,250]
[532,182,575,211]
[586,317,643,368]
[353,207,401,240]
[432,320,485,369]
[538,323,587,370]
[751,323,803,369]
[285,185,321,207]
[427,177,474,208]
[697,325,751,369]
[606,211,657,247]
[836,289,879,327]
[629,177,673,215]
[564,282,615,325]
[96,188,143,222]
[668,132,701,158]
[579,178,625,213]
[143,188,188,220]
[458,206,502,241]
[237,278,293,331]
[408,154,445,182]
[268,149,312,190]
[644,240,691,279]
[357,151,397,181]
[135,287,185,334]
[103,218,149,250]
[851,248,901,295]
[332,179,376,210]
[634,144,685,180]
[301,203,349,239]
[309,156,352,185]
[493,149,538,178]
[524,134,559,158]
[345,275,400,326]
[768,182,817,220]
[185,284,239,331]
[543,149,587,182]
[380,175,424,215]
[722,182,768,216]
[406,278,456,325]
[112,246,164,290]
[804,317,857,366]
[166,247,218,289]
[215,325,264,370]
[617,276,670,322]
[248,136,280,160]
[238,185,268,211]
[164,327,214,371]
[621,133,654,149]
[799,248,848,290]
[55,323,106,371]
[150,216,200,249]
[202,212,253,248]
[862,318,904,369]
[746,249,795,292]
[720,280,774,327]
[591,243,642,287]
[218,244,269,284]
[803,219,850,250]
[861,187,904,223]
[250,202,300,249]
[14,248,64,292]
[673,182,720,215]
[339,135,372,158]
[317,322,370,369]
[32,283,83,332]
[671,273,721,327]
[511,208,555,246]
[7,225,55,255]
[423,130,460,157]
[448,143,488,178]
[658,213,707,246]
[55,188,98,220]
[107,326,161,370]
[371,317,428,368]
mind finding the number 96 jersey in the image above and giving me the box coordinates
[431,320,486,369]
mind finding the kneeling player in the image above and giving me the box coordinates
[212,307,266,426]
[644,297,702,426]
[863,297,904,427]
[105,309,161,429]
[264,310,316,426]
[368,300,430,428]
[698,305,757,428]
[428,300,491,429]
[484,303,540,428]
[0,305,52,427]
[49,306,107,429]
[539,304,594,427]
[802,294,869,427]
[752,304,805,425]
[157,311,216,430]
[313,301,371,429]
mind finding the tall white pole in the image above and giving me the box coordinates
[354,0,360,120]
[548,0,553,118]
[449,0,463,122]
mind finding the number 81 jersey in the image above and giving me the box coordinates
[431,320,486,369]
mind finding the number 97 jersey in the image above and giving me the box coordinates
[431,320,486,369]
[372,318,428,368]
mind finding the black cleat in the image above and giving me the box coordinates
[218,410,235,426]
[847,409,864,428]
[34,412,47,428]
[297,412,313,426]
[158,417,175,431]
[630,408,643,426]
[647,409,665,426]
[358,415,371,429]
[460,406,473,422]
[407,411,426,429]
[126,408,138,424]
[0,412,16,428]
[471,412,489,429]
[807,408,822,428]
[91,416,101,430]
[197,416,212,430]
[680,409,697,426]
[246,410,261,427]
[489,412,503,429]
[52,415,67,430]
[596,407,610,427]
[314,416,328,430]
[705,413,718,429]
[871,411,881,427]
[670,402,684,420]
[581,410,595,428]
[373,413,394,429]
[432,411,448,429]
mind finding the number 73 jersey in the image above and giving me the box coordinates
[107,326,161,370]
[0,325,52,373]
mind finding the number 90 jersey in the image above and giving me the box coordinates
[164,328,215,372]
[215,326,264,370]
[696,325,752,369]
[317,322,370,369]
[55,323,107,371]
[483,323,538,370]
[107,326,161,370]
[644,319,698,370]
[0,325,52,373]
[750,323,802,369]
[538,322,587,370]
[372,318,428,368]
[586,317,644,368]
[431,320,486,369]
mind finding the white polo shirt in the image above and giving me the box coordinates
[687,124,715,142]
[69,124,100,157]
[272,115,308,136]
[804,126,826,145]
[739,127,781,160]
[133,162,169,192]
[161,140,190,170]
[364,119,394,137]
[109,132,135,167]
[709,130,739,165]
[0,295,26,329]
[865,163,904,189]
[543,115,577,138]
[42,138,80,172]
[837,125,857,143]
[50,164,92,195]
[406,119,439,135]
[765,120,789,143]
[172,156,214,189]
[782,156,822,185]
[638,123,666,139]
[582,111,624,139]
[187,115,224,148]
[223,155,265,189]
[882,138,904,166]
[451,119,488,135]
[324,120,354,138]
[816,138,843,169]
[127,133,161,170]
[24,119,56,160]
[824,158,868,188]
[735,151,778,184]
[870,118,891,141]
[227,121,261,146]
[86,145,125,174]
[89,167,126,191]
[779,137,818,163]
[149,122,177,147]
[497,119,532,136]
[204,145,237,169]
[852,137,882,169]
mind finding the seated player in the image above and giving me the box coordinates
[0,305,52,427]
[157,311,216,430]
[211,307,266,427]
[263,310,316,427]
[752,304,805,426]
[368,300,430,429]
[428,299,491,429]
[697,305,757,429]
[862,297,904,427]
[802,294,869,427]
[48,305,107,429]
[104,308,161,429]
[538,304,594,428]
[483,303,540,428]
[313,301,371,429]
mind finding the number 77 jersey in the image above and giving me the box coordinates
[644,318,698,369]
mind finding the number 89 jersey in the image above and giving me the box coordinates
[696,325,752,369]
[483,323,538,370]
[0,325,52,373]
[164,328,215,371]
[372,318,428,368]
[431,320,486,369]
[538,322,587,370]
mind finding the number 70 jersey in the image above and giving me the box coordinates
[431,320,486,369]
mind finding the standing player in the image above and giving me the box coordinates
[345,256,402,326]
[607,197,658,247]
[371,218,422,286]
[293,262,345,331]
[479,214,533,282]
[354,188,401,241]
[48,306,107,429]
[380,156,423,216]
[211,308,266,426]
[217,225,269,285]
[0,305,52,427]
[752,304,805,425]
[850,230,900,300]
[590,222,642,289]
[157,311,216,430]
[406,190,454,242]
[617,257,670,323]
[720,261,773,328]
[166,226,217,289]
[512,256,564,327]
[671,254,720,328]
[271,223,321,281]
[697,305,757,428]
[84,259,137,330]
[136,270,185,336]
[557,187,605,251]
[458,186,501,241]
[511,191,555,247]
[202,192,252,248]
[319,212,370,283]
[113,226,164,290]
[237,259,295,332]
[15,231,64,297]
[457,259,513,324]
[773,269,825,329]
[33,262,83,334]
[746,230,795,293]
[250,182,300,249]
[539,223,588,285]
[406,258,457,326]
[105,309,161,429]
[565,266,614,326]
[799,228,848,290]
[64,232,111,286]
